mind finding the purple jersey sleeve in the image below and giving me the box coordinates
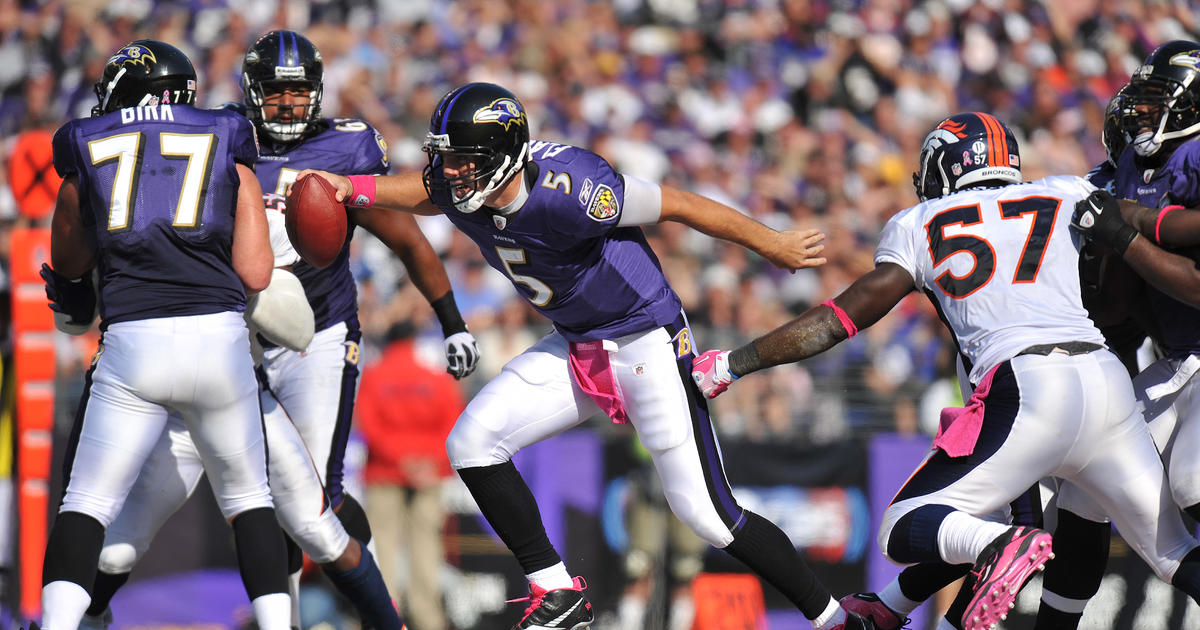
[227,114,260,168]
[52,122,80,178]
[1161,139,1200,206]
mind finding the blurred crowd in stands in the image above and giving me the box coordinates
[1,0,1197,445]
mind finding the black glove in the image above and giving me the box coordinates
[40,263,96,324]
[1071,189,1139,255]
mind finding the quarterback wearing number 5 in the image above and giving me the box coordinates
[299,82,884,630]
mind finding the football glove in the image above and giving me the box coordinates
[40,263,96,335]
[1071,189,1138,255]
[691,349,737,399]
[444,331,480,379]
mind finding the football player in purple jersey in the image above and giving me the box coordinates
[39,40,291,629]
[76,30,465,629]
[300,82,891,630]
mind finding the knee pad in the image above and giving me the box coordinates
[665,491,733,548]
[446,412,507,469]
[97,542,143,575]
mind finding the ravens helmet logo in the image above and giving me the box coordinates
[107,44,158,70]
[472,98,526,131]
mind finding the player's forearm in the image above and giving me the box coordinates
[727,308,848,377]
[373,172,442,215]
[1123,198,1200,249]
[658,186,776,254]
[232,164,272,294]
[1121,235,1200,309]
[50,177,95,278]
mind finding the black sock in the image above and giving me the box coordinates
[1036,508,1109,629]
[324,540,405,630]
[285,534,303,575]
[85,570,130,616]
[723,510,831,619]
[1171,546,1200,603]
[42,511,105,593]
[1034,606,1084,630]
[1185,502,1200,525]
[456,461,561,574]
[896,562,968,602]
[231,507,288,599]
[337,493,373,544]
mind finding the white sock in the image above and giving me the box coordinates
[811,597,844,629]
[526,563,574,590]
[935,617,959,630]
[288,570,302,628]
[668,594,695,630]
[251,592,293,630]
[42,580,92,630]
[936,512,1011,565]
[879,578,922,615]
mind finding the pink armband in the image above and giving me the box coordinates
[822,299,858,338]
[1156,204,1184,244]
[346,174,376,208]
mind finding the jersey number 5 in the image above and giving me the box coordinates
[89,131,216,231]
[925,196,1060,298]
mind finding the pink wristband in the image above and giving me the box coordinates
[346,174,376,208]
[822,299,858,338]
[1156,204,1184,244]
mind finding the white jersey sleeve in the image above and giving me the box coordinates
[874,207,924,289]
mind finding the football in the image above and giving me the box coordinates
[285,173,347,269]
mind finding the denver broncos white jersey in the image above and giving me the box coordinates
[875,175,1106,384]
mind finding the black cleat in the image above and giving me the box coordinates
[508,577,594,630]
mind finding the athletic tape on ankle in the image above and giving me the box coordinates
[346,174,376,208]
[822,299,858,338]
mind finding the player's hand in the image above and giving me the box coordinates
[444,331,480,379]
[766,228,827,271]
[691,349,737,399]
[291,169,352,202]
[1071,189,1138,255]
[40,263,97,334]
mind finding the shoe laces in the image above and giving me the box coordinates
[506,577,587,622]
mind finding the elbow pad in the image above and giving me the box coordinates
[245,268,314,352]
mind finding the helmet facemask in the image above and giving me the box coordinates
[422,133,528,213]
[244,77,322,143]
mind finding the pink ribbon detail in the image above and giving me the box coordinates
[933,364,1000,457]
[568,341,629,424]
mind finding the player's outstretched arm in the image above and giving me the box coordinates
[232,163,273,294]
[295,170,441,215]
[693,263,913,398]
[1119,197,1200,249]
[657,185,826,271]
[1075,190,1200,308]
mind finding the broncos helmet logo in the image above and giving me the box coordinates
[107,44,158,70]
[937,119,969,138]
[472,98,526,131]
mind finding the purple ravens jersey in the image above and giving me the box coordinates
[52,105,258,325]
[430,141,681,342]
[254,118,389,331]
[1112,137,1200,356]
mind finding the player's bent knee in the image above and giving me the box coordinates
[284,508,350,565]
[666,493,733,548]
[446,414,510,469]
[98,542,142,574]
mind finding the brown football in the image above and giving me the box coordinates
[285,174,347,269]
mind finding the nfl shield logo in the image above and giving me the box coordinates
[493,214,507,230]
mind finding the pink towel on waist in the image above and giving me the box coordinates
[568,340,629,424]
[933,364,1000,458]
